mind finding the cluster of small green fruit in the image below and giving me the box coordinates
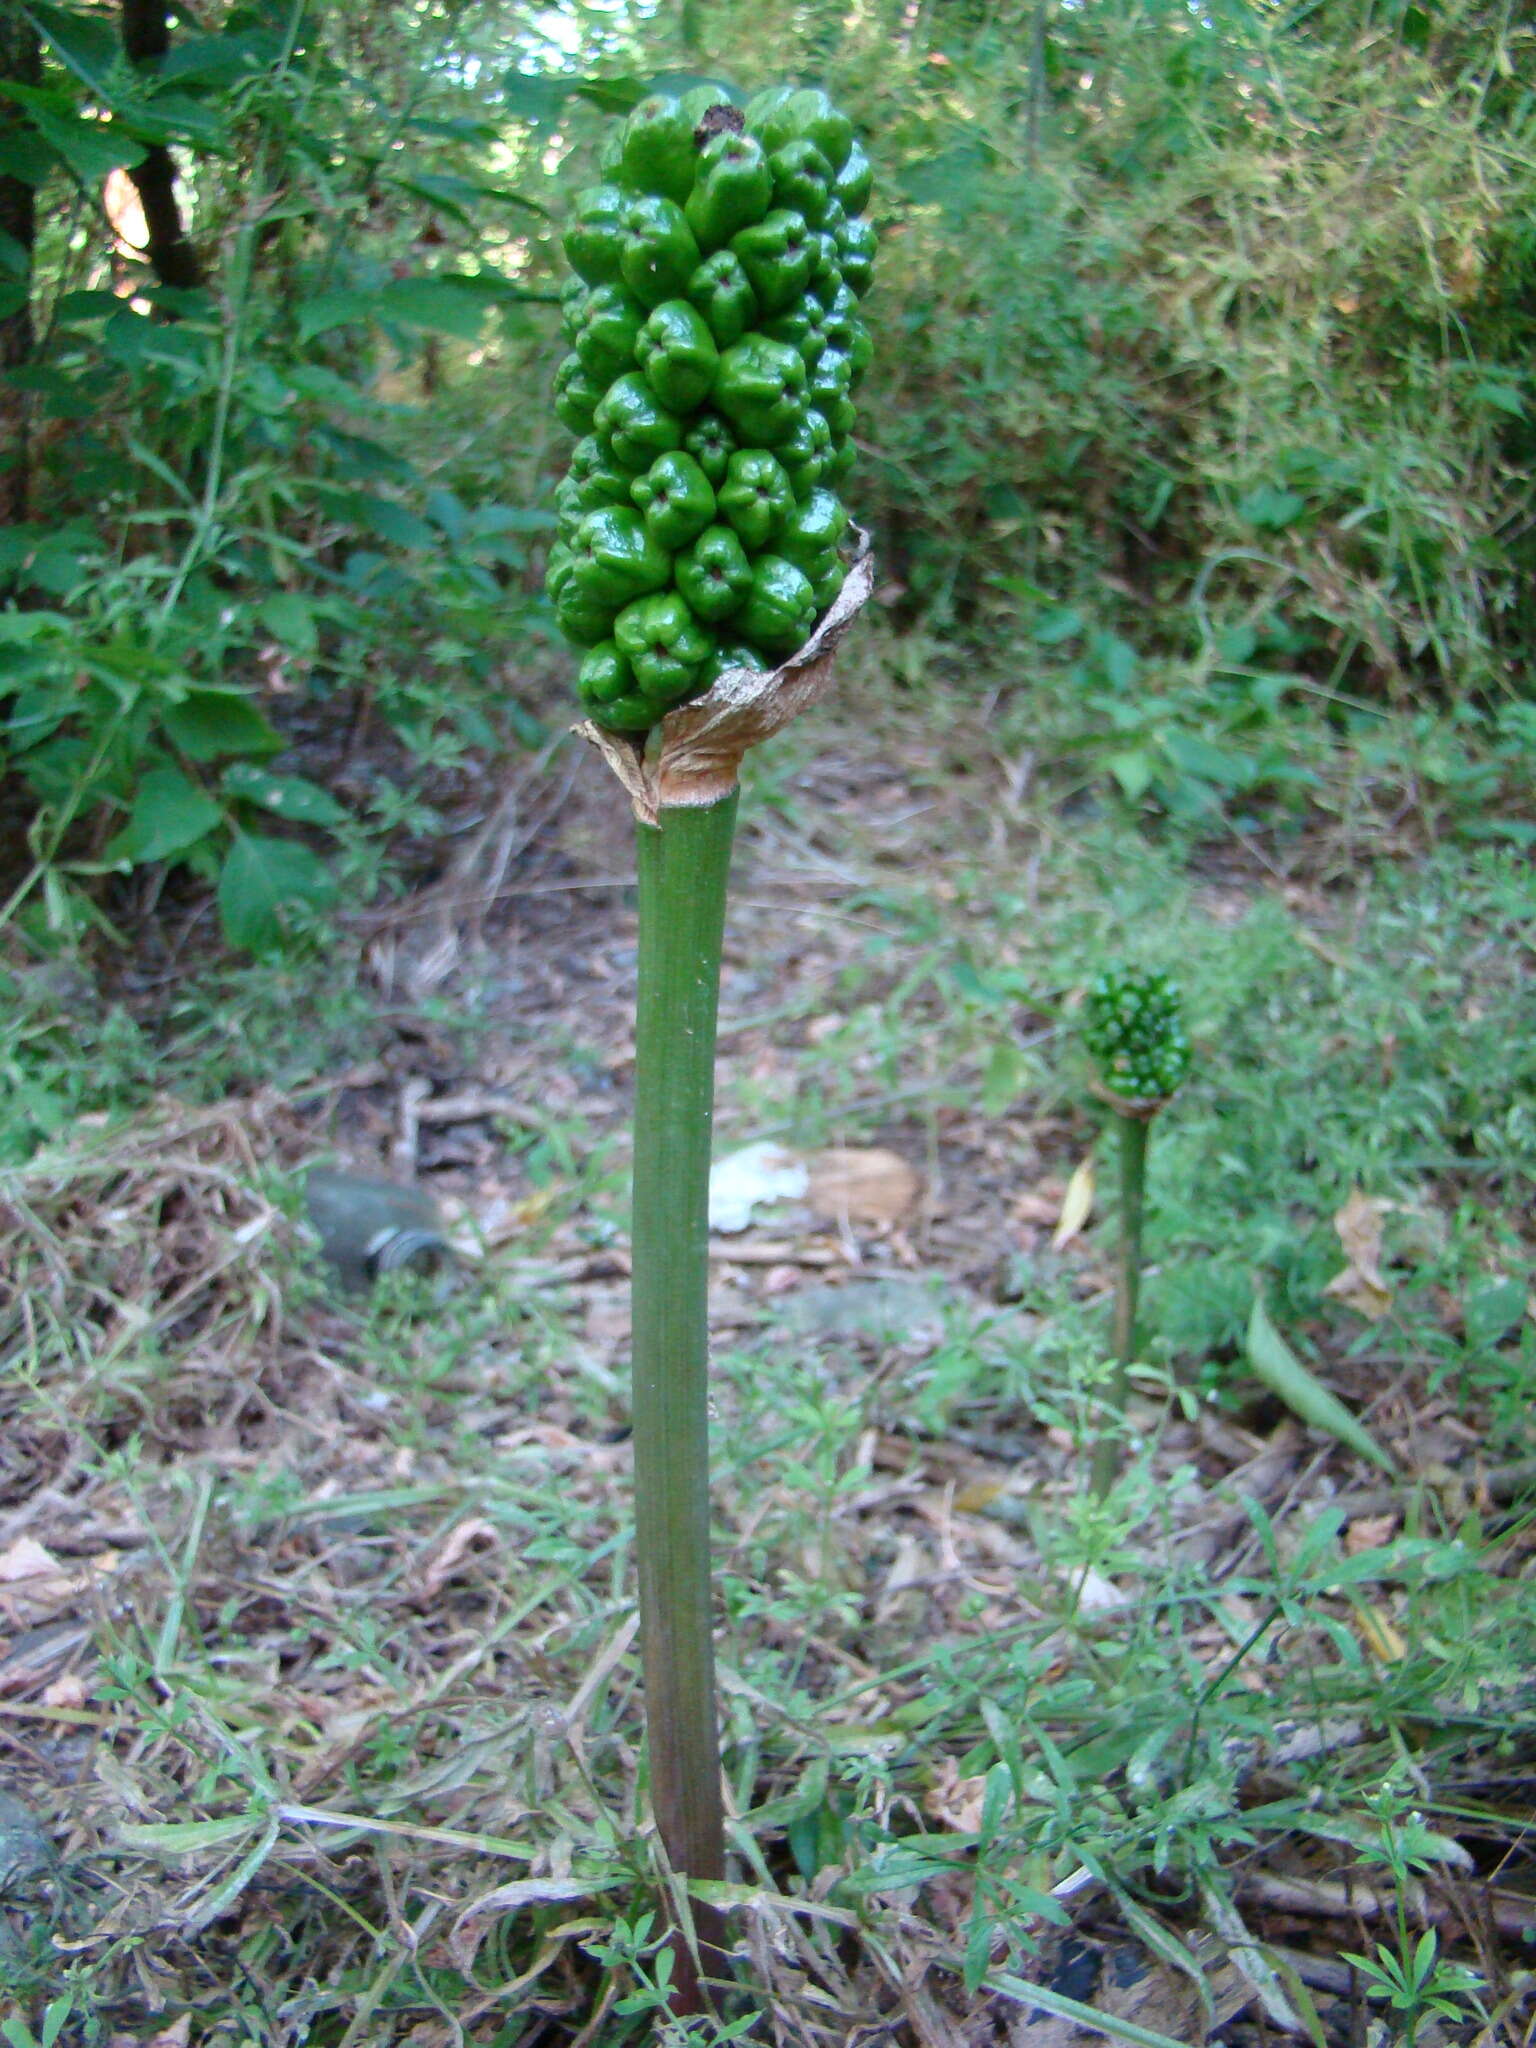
[1082,966,1192,1103]
[545,85,874,734]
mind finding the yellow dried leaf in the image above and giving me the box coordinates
[1354,1603,1406,1663]
[1323,1186,1394,1320]
[1051,1156,1095,1249]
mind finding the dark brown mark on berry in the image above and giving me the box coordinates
[695,104,745,146]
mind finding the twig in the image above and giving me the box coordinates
[1235,1869,1536,1941]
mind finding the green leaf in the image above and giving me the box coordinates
[981,1040,1027,1117]
[25,104,146,180]
[1094,632,1140,691]
[501,69,573,123]
[1245,1294,1395,1472]
[257,591,317,656]
[0,611,69,641]
[1470,380,1525,418]
[23,2,120,90]
[156,29,284,86]
[54,287,123,323]
[376,277,488,341]
[342,493,438,551]
[104,766,221,866]
[218,834,335,954]
[0,119,55,184]
[1161,730,1251,786]
[162,688,283,761]
[1033,605,1084,647]
[223,763,345,827]
[296,290,376,342]
[1108,749,1156,800]
[571,74,652,115]
[394,170,548,219]
[118,1813,263,1854]
[1236,485,1307,531]
[1463,1278,1526,1350]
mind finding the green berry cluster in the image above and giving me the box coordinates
[1082,967,1192,1103]
[545,85,875,734]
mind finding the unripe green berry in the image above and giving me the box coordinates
[1082,967,1192,1104]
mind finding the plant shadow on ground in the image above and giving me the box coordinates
[1,643,1534,2047]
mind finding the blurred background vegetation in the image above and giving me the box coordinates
[1,0,1532,960]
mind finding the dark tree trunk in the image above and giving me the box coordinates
[120,0,203,292]
[0,7,41,525]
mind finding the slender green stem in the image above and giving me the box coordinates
[1089,1112,1149,1499]
[631,791,738,2010]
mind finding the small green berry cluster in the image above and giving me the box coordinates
[1082,966,1191,1103]
[545,84,874,735]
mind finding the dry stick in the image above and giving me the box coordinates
[1090,1110,1150,1498]
[631,792,738,2013]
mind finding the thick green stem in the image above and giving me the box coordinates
[631,791,738,2010]
[1089,1112,1149,1499]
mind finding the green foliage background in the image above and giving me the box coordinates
[1,0,1532,949]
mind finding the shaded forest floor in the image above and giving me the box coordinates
[2,653,1535,2046]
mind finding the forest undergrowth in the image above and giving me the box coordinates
[2,643,1534,2046]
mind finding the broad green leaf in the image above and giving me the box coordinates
[1161,730,1251,786]
[376,277,488,341]
[0,121,55,184]
[502,69,573,123]
[1245,1294,1394,1472]
[1463,1278,1526,1350]
[981,1040,1027,1116]
[1470,381,1525,418]
[1237,485,1307,531]
[223,764,345,827]
[162,688,283,761]
[571,74,652,115]
[1108,749,1156,800]
[1033,605,1084,646]
[156,29,284,86]
[1094,632,1140,691]
[257,591,317,656]
[104,767,221,866]
[343,494,438,551]
[218,834,335,954]
[22,2,120,90]
[297,290,379,342]
[0,611,69,641]
[54,287,123,323]
[26,105,146,180]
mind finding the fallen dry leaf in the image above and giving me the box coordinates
[806,1147,920,1227]
[147,2019,192,2048]
[1323,1186,1394,1320]
[874,1532,929,1623]
[922,1755,988,1832]
[418,1518,498,1597]
[41,1673,88,1709]
[1051,1157,1095,1250]
[1345,1513,1398,1554]
[0,1538,119,1628]
[1354,1603,1406,1663]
